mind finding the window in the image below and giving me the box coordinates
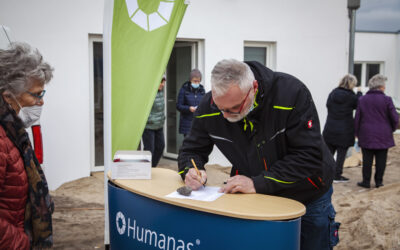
[366,64,380,84]
[353,62,384,87]
[354,63,362,87]
[244,47,266,66]
[244,42,276,69]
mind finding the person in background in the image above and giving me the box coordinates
[355,74,399,188]
[0,42,54,249]
[176,69,205,137]
[178,59,338,249]
[323,74,362,183]
[142,76,166,167]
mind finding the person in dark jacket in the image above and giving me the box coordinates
[178,59,338,250]
[355,74,399,188]
[176,69,205,136]
[142,77,166,167]
[0,42,54,249]
[323,74,362,182]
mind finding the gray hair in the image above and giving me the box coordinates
[338,74,357,90]
[0,42,53,96]
[211,59,255,97]
[189,69,202,80]
[368,74,387,90]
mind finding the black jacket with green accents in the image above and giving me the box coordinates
[178,61,335,205]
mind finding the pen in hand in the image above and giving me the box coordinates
[191,158,204,185]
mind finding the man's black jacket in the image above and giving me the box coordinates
[178,61,335,205]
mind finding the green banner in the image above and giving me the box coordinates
[111,0,187,156]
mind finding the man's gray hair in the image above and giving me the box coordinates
[338,74,357,90]
[0,42,53,96]
[368,74,387,90]
[211,59,255,97]
[189,69,202,80]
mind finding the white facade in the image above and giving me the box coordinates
[0,0,351,190]
[354,31,400,101]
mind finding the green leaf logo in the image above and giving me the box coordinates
[126,0,175,32]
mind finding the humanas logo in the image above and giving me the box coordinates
[116,211,200,250]
[125,0,175,32]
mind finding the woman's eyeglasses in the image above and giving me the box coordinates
[26,90,46,101]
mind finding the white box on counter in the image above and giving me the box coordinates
[111,150,151,179]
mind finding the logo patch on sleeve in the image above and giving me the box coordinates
[307,120,313,129]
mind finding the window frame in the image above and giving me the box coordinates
[244,41,276,70]
[89,34,104,172]
[354,61,384,89]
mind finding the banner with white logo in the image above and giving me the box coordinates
[111,0,187,156]
[103,0,188,244]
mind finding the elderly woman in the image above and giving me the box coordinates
[323,74,362,183]
[176,69,205,137]
[0,43,54,249]
[355,74,399,188]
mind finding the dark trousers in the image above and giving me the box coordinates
[361,148,388,185]
[301,187,340,249]
[142,128,165,167]
[326,143,348,178]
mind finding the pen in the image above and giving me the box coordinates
[191,158,204,185]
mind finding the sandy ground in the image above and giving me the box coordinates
[50,134,400,249]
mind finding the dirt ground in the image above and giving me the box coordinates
[51,134,400,249]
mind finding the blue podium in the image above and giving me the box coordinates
[108,168,305,250]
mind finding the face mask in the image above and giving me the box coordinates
[191,83,200,88]
[18,105,43,128]
[10,94,43,128]
[226,94,255,123]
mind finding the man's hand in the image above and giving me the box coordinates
[219,175,256,194]
[185,168,207,190]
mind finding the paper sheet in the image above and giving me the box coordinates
[166,186,224,202]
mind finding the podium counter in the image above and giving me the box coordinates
[108,168,305,250]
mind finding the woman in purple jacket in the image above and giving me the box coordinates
[355,74,399,188]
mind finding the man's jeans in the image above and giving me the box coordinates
[301,187,340,250]
[142,128,165,167]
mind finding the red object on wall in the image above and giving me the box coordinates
[31,125,43,164]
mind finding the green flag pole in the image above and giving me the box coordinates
[111,0,188,157]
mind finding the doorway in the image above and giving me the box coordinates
[89,38,202,167]
[89,35,104,171]
[165,41,198,158]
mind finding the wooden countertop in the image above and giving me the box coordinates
[108,168,305,221]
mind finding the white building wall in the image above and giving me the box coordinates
[0,0,349,189]
[0,0,103,190]
[179,0,349,165]
[355,32,400,101]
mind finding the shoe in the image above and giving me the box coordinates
[357,182,370,188]
[376,183,384,188]
[333,176,349,183]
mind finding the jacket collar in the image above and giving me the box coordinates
[366,89,384,95]
[245,61,275,120]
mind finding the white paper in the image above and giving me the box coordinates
[166,186,224,202]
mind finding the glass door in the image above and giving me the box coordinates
[165,42,196,158]
[89,36,104,171]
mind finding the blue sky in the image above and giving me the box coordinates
[356,0,400,32]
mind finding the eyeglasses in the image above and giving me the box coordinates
[219,87,252,115]
[26,90,46,101]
